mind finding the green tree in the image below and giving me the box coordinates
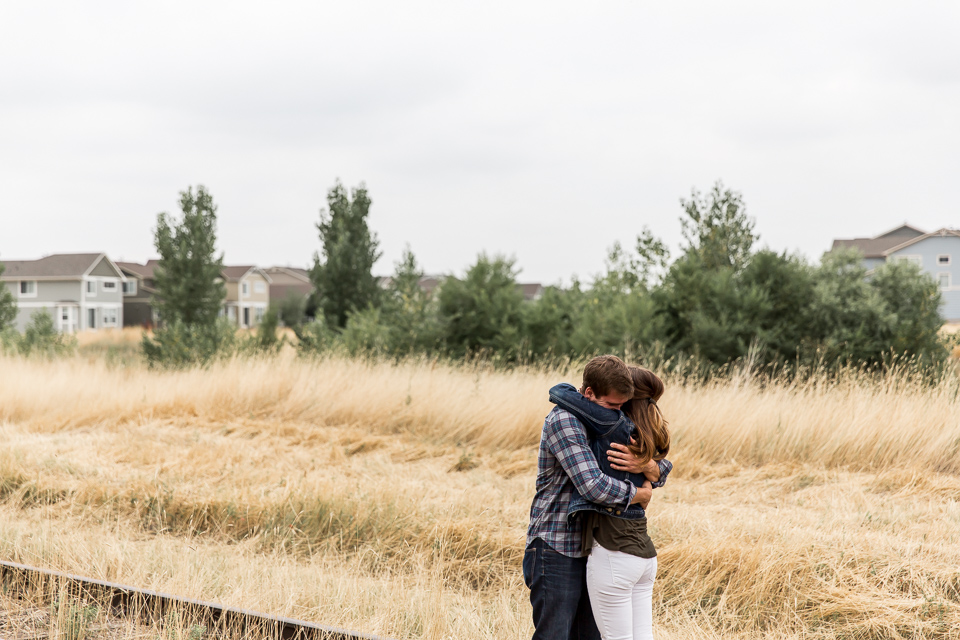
[869,259,944,359]
[151,186,226,326]
[680,181,757,271]
[142,185,230,366]
[310,180,382,328]
[656,252,755,365]
[569,243,663,359]
[17,309,76,358]
[522,284,582,360]
[278,293,307,328]
[736,250,816,360]
[381,247,441,355]
[438,254,524,358]
[0,260,16,332]
[807,249,945,366]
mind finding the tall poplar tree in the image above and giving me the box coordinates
[310,180,382,328]
[142,185,229,366]
[152,185,226,326]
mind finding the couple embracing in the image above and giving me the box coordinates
[524,355,673,640]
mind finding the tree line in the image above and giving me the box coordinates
[301,180,950,373]
[1,180,953,371]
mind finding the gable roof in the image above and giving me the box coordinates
[882,228,960,256]
[0,253,124,280]
[265,266,311,284]
[116,260,158,280]
[831,224,928,258]
[221,265,273,283]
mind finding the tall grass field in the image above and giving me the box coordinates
[1,330,959,639]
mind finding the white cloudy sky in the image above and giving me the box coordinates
[1,1,958,284]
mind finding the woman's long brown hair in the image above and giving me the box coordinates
[622,366,670,464]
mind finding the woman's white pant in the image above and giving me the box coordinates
[585,542,658,640]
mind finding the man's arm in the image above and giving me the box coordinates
[545,410,639,508]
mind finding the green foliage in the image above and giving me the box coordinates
[568,244,663,359]
[150,186,226,326]
[438,254,524,359]
[339,248,442,357]
[680,180,757,271]
[521,284,582,359]
[278,293,307,327]
[310,180,382,328]
[378,247,442,356]
[292,319,339,356]
[0,260,16,332]
[143,185,228,366]
[243,307,283,355]
[14,310,77,358]
[142,319,236,368]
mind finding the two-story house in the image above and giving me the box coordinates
[221,266,272,328]
[832,224,960,321]
[0,253,126,333]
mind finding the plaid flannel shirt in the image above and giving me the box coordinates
[526,406,673,558]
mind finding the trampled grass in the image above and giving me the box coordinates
[0,341,959,638]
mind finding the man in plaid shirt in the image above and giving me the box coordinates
[523,355,672,640]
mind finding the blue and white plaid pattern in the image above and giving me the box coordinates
[526,406,673,558]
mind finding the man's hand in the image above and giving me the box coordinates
[607,442,661,482]
[630,480,653,508]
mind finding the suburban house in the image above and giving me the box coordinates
[116,260,159,327]
[832,224,960,321]
[264,266,313,306]
[221,266,271,328]
[0,253,126,333]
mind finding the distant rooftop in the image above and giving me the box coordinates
[831,224,925,258]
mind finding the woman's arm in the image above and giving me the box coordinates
[607,443,672,486]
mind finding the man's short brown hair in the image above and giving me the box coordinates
[581,355,634,398]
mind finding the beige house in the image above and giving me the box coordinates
[221,266,271,328]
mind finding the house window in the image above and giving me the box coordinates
[938,273,951,289]
[102,280,117,291]
[122,281,137,295]
[938,255,951,266]
[103,308,118,327]
[86,280,97,295]
[242,282,249,296]
[19,281,37,297]
[254,281,266,294]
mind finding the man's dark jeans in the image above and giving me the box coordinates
[523,538,600,640]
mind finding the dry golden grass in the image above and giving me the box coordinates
[0,350,959,639]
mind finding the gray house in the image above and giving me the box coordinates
[0,253,126,333]
[832,224,960,321]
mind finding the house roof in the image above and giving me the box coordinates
[221,265,272,283]
[265,266,312,284]
[881,228,960,256]
[831,224,928,258]
[0,253,122,280]
[116,260,158,279]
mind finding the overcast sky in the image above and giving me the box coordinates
[2,1,958,284]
